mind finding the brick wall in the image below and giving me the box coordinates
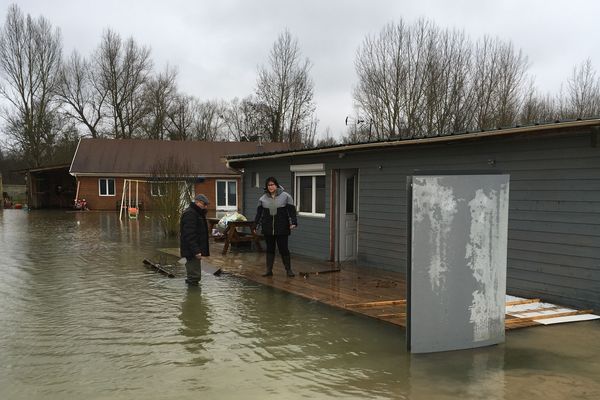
[76,176,242,212]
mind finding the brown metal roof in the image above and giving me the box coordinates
[70,139,288,176]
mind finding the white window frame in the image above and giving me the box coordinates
[254,172,260,188]
[150,182,166,197]
[98,178,116,196]
[294,171,326,218]
[216,179,237,211]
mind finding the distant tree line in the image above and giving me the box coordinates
[347,18,600,142]
[1,5,600,168]
[0,5,317,167]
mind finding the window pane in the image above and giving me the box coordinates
[108,179,115,195]
[227,181,237,206]
[345,176,354,213]
[99,179,107,195]
[298,176,312,213]
[315,176,325,214]
[217,181,226,206]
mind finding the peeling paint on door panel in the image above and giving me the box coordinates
[466,185,509,342]
[412,177,458,291]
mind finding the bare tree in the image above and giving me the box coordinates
[166,94,197,140]
[0,5,62,166]
[256,29,316,144]
[309,126,337,148]
[94,29,152,138]
[56,50,106,137]
[222,96,271,141]
[470,36,528,129]
[352,18,531,141]
[519,80,558,124]
[150,156,193,237]
[193,100,225,141]
[141,66,178,139]
[564,59,600,118]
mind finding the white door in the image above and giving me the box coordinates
[339,170,358,261]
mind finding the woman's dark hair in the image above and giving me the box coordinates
[264,176,280,191]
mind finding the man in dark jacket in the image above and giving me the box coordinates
[180,194,210,285]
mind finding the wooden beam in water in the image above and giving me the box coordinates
[505,298,541,306]
[507,306,562,315]
[143,259,175,278]
[299,269,341,278]
[377,312,406,319]
[346,299,407,308]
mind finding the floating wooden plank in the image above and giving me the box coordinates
[505,298,541,306]
[506,306,561,315]
[143,259,175,278]
[299,269,341,278]
[505,319,543,330]
[346,299,407,308]
[377,312,406,319]
[509,309,593,323]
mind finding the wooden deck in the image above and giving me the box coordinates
[158,243,596,331]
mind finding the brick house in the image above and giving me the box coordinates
[69,138,288,215]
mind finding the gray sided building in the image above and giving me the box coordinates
[227,120,600,312]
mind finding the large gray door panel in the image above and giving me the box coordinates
[408,174,510,353]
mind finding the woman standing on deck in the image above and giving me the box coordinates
[253,177,298,277]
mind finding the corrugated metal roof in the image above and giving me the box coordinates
[227,118,600,164]
[70,139,288,176]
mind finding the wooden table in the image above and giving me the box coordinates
[207,218,263,255]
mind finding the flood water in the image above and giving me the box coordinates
[1,210,599,400]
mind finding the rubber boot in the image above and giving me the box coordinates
[185,258,202,285]
[282,254,295,277]
[262,253,275,277]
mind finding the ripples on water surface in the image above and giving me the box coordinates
[0,210,599,399]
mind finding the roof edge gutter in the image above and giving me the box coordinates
[227,119,600,165]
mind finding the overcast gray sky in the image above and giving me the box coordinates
[2,0,600,140]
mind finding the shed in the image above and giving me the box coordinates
[24,164,75,209]
[227,119,600,311]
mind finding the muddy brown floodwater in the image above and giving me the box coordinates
[1,210,599,399]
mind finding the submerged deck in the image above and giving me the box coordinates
[158,243,597,331]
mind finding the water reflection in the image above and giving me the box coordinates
[179,287,212,363]
[0,210,599,400]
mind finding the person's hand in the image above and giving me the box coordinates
[195,253,202,260]
[290,224,297,230]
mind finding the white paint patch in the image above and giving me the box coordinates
[466,184,509,342]
[535,314,600,325]
[413,177,458,291]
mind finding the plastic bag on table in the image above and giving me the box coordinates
[216,212,247,233]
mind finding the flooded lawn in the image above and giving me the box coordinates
[1,210,599,399]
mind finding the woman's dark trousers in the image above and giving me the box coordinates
[263,235,294,277]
